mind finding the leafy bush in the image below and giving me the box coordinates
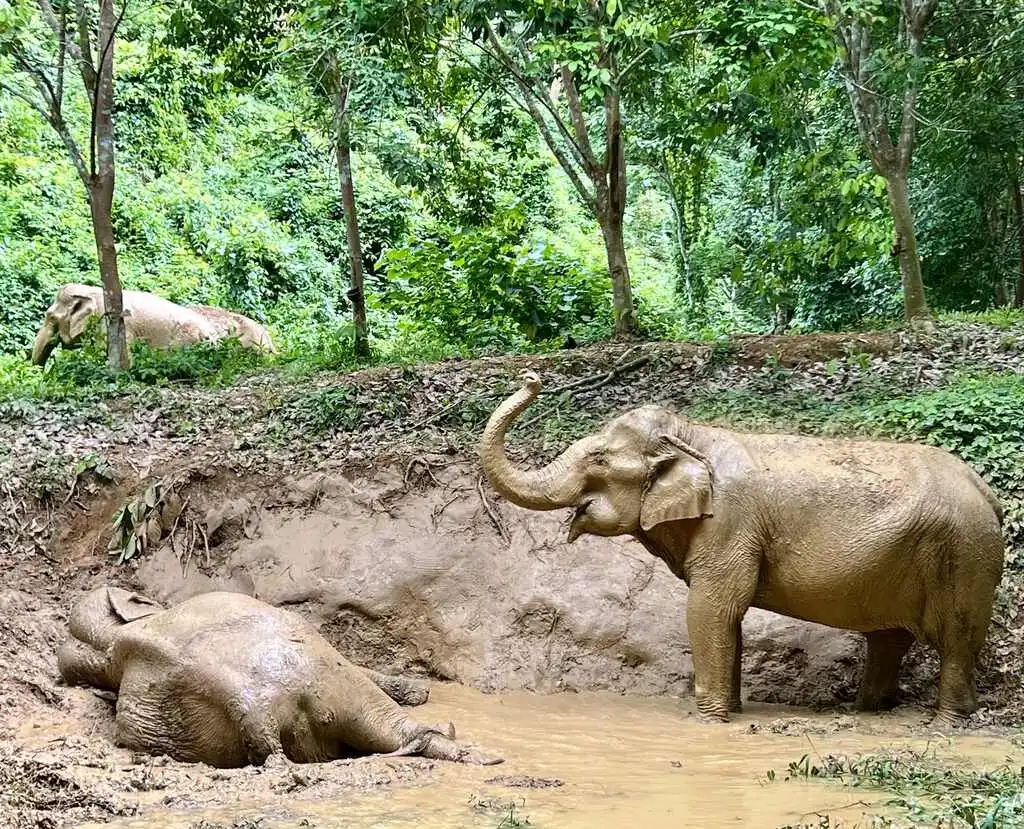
[379,205,612,353]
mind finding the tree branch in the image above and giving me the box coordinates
[478,22,592,175]
[559,64,600,174]
[0,78,50,121]
[479,22,595,208]
[74,0,97,94]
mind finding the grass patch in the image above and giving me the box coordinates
[769,749,1024,828]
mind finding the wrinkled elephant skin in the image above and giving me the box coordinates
[57,586,502,768]
[478,371,1006,725]
[30,284,276,367]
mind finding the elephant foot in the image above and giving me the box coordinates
[728,697,742,714]
[694,711,730,724]
[929,709,973,730]
[457,747,504,766]
[260,751,295,771]
[855,690,902,712]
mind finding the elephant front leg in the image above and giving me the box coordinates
[729,621,743,714]
[687,585,747,723]
[857,628,914,711]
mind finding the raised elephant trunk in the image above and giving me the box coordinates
[477,371,587,510]
[31,320,58,366]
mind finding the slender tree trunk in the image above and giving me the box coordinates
[332,74,369,359]
[884,173,930,322]
[600,208,636,336]
[89,181,127,369]
[603,86,636,337]
[662,154,693,308]
[1012,162,1024,308]
[93,0,127,371]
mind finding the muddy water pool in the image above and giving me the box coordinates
[76,684,1022,829]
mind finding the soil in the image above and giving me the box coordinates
[2,323,1023,827]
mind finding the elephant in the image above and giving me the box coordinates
[478,371,1005,725]
[31,283,276,367]
[57,586,503,768]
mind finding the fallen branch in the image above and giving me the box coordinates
[517,349,651,432]
[415,346,651,431]
[477,474,510,546]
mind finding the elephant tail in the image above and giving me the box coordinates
[967,467,1003,527]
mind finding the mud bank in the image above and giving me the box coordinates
[123,461,870,706]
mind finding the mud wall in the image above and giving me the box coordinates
[124,462,873,709]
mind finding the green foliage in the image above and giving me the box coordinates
[379,204,612,352]
[772,749,1024,828]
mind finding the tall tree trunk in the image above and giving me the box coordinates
[332,74,369,359]
[600,209,635,337]
[603,85,636,337]
[662,153,694,309]
[93,0,127,371]
[884,173,929,322]
[1013,161,1024,308]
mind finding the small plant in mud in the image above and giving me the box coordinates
[768,749,1024,828]
[468,793,531,827]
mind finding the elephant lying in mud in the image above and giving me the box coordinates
[57,587,502,768]
[478,371,1005,725]
[31,283,276,367]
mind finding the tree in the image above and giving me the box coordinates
[0,0,129,369]
[454,1,699,337]
[169,0,426,360]
[821,0,939,328]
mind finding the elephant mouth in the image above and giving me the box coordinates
[566,501,591,543]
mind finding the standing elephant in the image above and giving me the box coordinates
[31,283,276,367]
[58,586,502,768]
[478,371,1005,725]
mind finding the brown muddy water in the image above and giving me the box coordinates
[68,684,1023,829]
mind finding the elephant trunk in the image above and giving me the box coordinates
[477,372,587,510]
[31,321,58,366]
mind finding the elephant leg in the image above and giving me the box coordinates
[687,578,751,723]
[856,628,915,711]
[360,667,429,707]
[934,619,984,725]
[729,622,743,714]
[57,636,116,691]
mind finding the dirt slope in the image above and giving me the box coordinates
[1,323,1023,826]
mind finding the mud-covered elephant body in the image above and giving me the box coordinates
[58,587,501,768]
[479,372,1005,725]
[31,284,276,367]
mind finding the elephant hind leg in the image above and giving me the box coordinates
[856,628,915,712]
[360,667,430,706]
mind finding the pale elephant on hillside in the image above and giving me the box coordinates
[57,586,502,768]
[31,283,276,367]
[478,371,1005,725]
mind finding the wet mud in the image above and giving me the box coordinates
[2,461,1020,827]
[18,684,1023,829]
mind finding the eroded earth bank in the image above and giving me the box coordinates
[3,324,1024,827]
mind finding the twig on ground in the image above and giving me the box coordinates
[477,475,510,546]
[168,494,190,562]
[404,456,443,489]
[431,491,462,529]
[197,520,210,567]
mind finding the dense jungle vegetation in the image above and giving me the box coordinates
[0,0,1021,388]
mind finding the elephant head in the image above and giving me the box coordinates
[477,371,715,542]
[31,284,105,366]
[57,586,164,690]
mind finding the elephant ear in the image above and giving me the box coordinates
[106,588,163,623]
[640,435,714,531]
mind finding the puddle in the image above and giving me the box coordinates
[73,683,1022,829]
